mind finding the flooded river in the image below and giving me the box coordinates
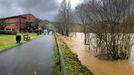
[62,32,134,75]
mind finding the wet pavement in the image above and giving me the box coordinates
[0,34,55,75]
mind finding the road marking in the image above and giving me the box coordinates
[34,72,37,75]
[8,72,12,75]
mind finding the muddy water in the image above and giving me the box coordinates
[62,32,134,75]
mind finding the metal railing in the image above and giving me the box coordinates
[54,33,68,75]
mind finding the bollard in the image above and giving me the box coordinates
[16,35,21,43]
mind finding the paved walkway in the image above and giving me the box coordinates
[0,34,55,75]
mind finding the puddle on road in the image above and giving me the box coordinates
[62,32,134,75]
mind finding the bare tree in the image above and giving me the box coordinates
[56,0,73,36]
[75,3,93,45]
[0,19,6,30]
[76,0,134,60]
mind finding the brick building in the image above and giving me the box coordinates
[0,14,37,32]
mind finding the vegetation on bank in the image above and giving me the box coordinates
[0,33,38,52]
[54,34,93,75]
[54,41,61,75]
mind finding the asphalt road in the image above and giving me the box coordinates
[0,34,55,75]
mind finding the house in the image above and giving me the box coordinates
[0,14,37,32]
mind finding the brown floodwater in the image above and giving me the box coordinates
[62,32,134,75]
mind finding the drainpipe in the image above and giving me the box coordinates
[19,16,21,32]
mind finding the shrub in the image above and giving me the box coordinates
[0,30,17,35]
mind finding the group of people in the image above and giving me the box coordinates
[44,29,55,35]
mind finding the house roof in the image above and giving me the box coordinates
[0,16,26,21]
[0,13,36,21]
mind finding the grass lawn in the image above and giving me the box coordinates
[0,33,38,52]
[55,34,93,75]
[54,41,61,75]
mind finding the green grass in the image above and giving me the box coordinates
[0,33,39,52]
[54,41,61,75]
[56,35,93,75]
[47,23,54,30]
[0,35,17,51]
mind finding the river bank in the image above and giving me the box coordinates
[61,32,134,75]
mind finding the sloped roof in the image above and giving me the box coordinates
[0,13,36,21]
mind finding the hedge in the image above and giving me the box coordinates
[0,30,17,35]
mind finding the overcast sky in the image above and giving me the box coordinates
[0,0,83,21]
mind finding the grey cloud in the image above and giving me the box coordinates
[0,0,60,21]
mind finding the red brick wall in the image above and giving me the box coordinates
[1,14,37,32]
[4,17,26,32]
